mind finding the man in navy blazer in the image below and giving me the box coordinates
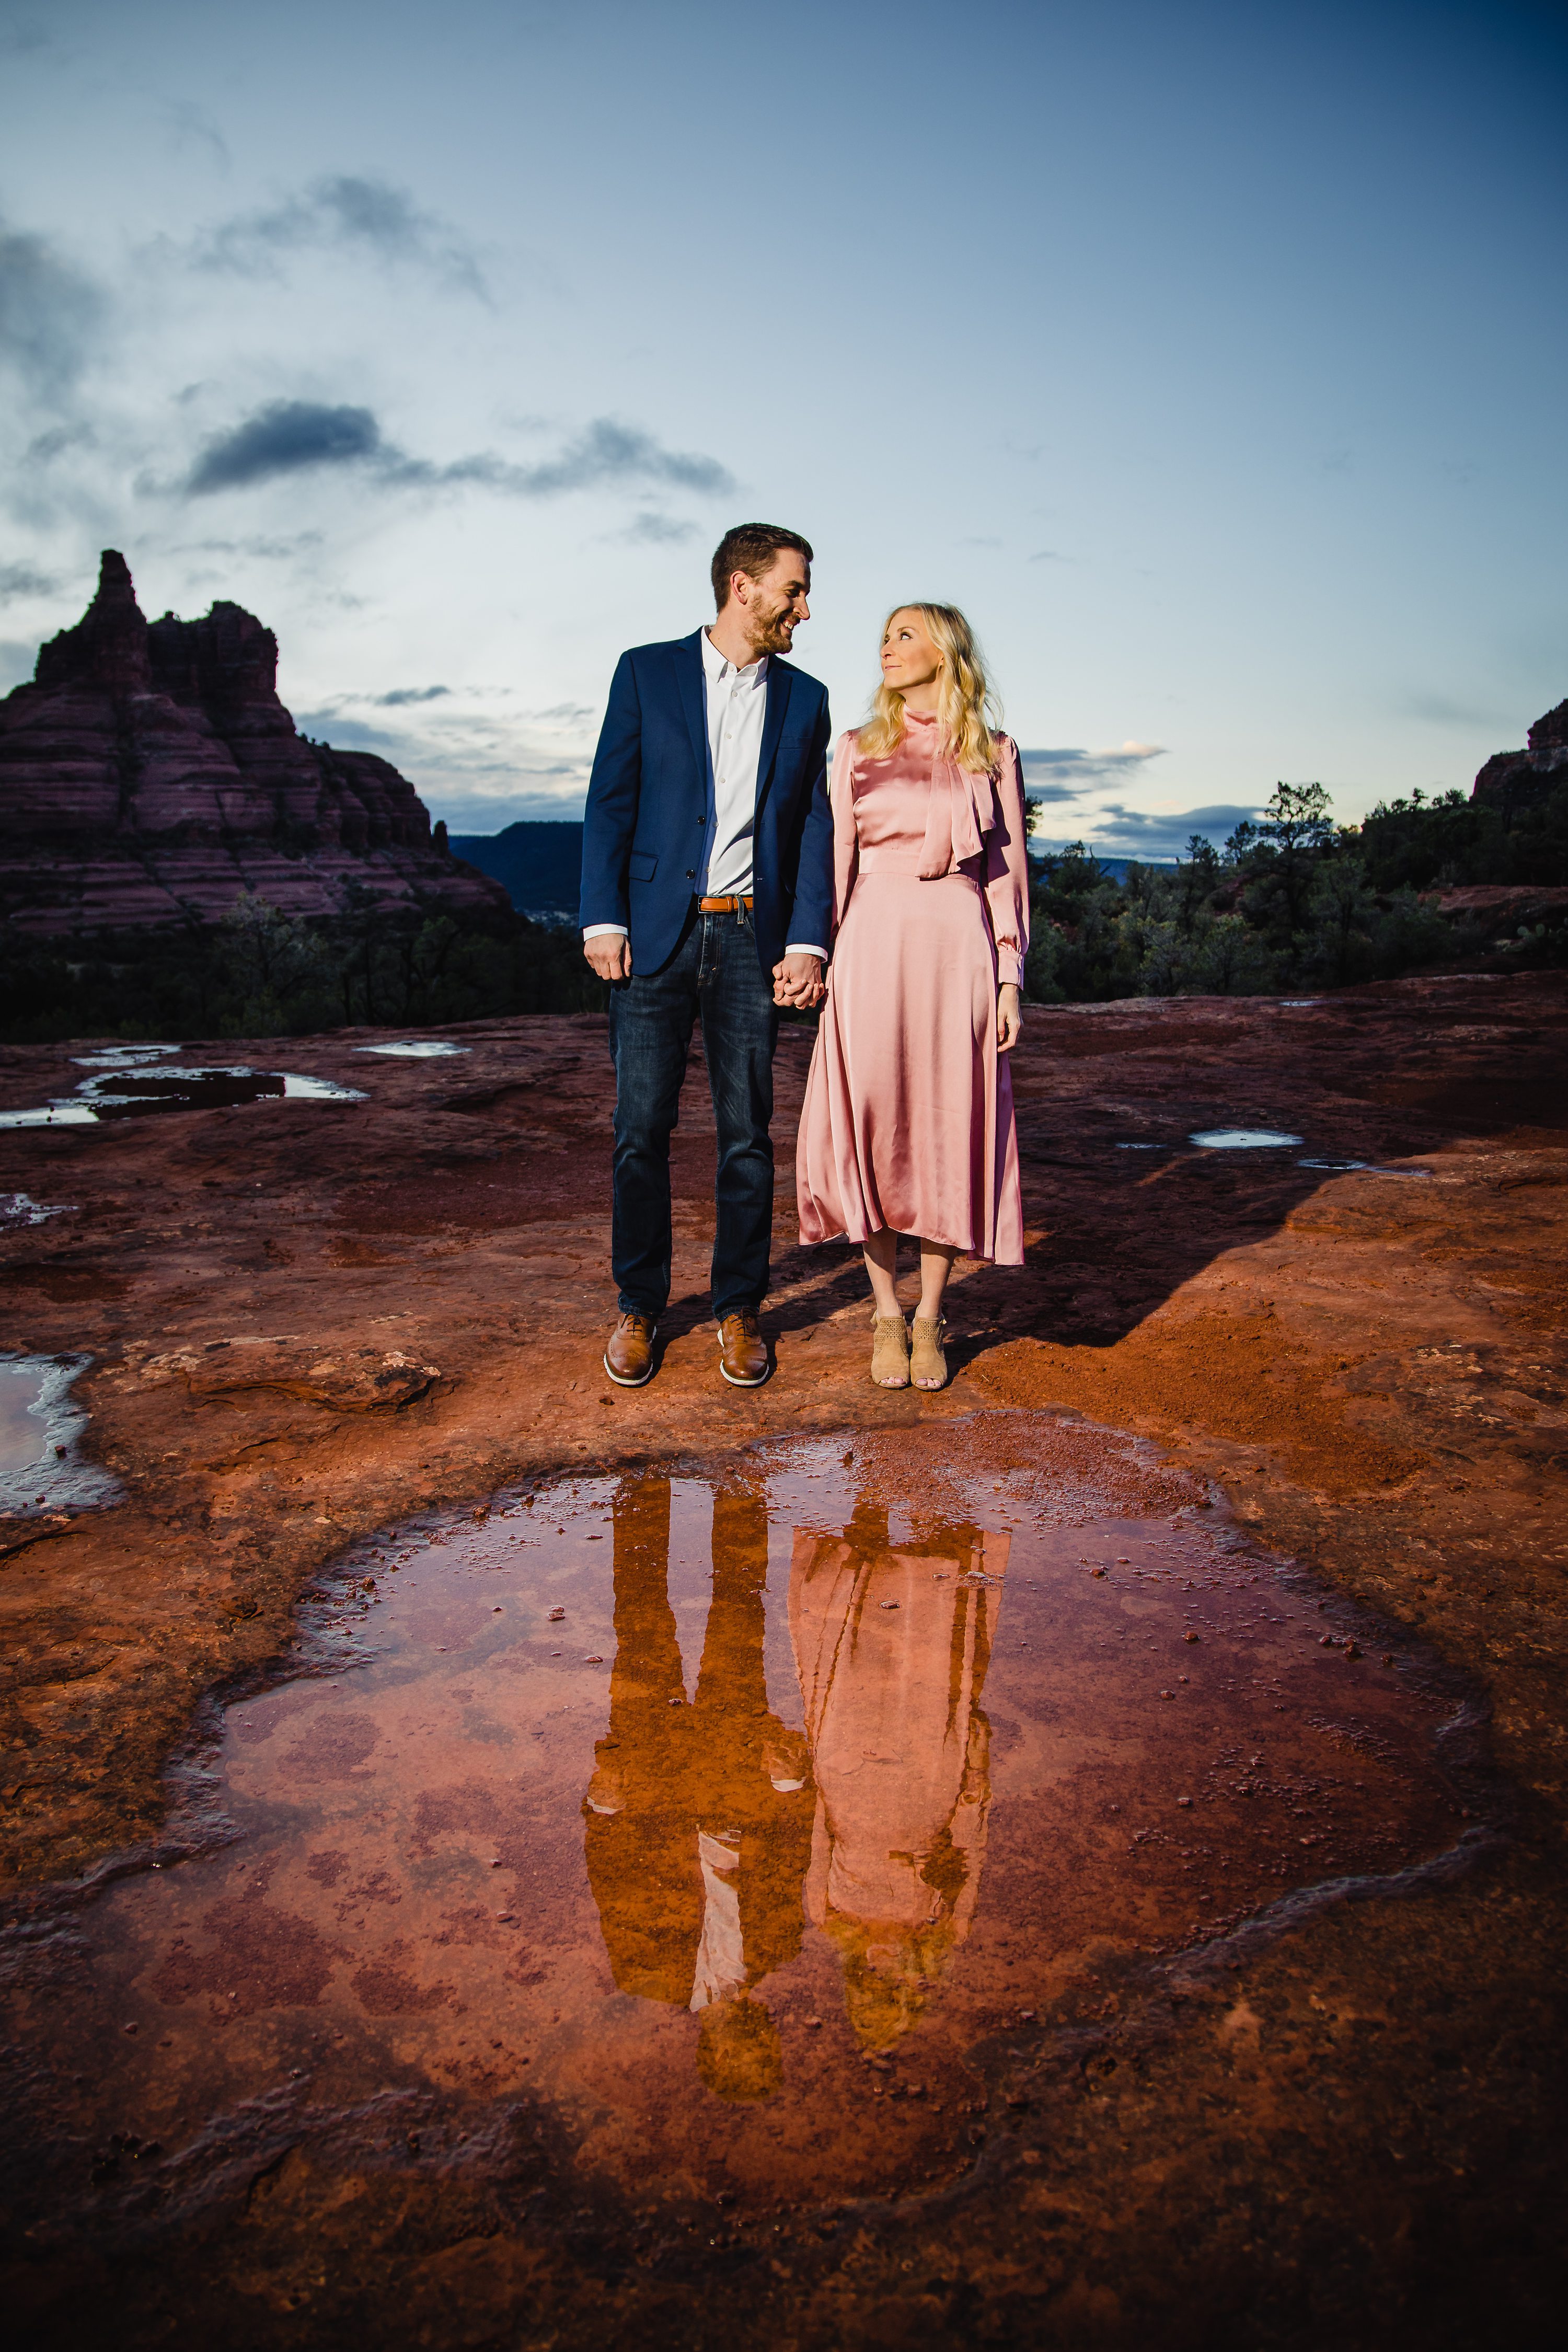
[580,523,834,1391]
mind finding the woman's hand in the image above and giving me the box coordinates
[997,983,1022,1053]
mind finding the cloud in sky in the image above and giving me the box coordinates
[184,400,736,503]
[187,400,379,491]
[0,561,60,603]
[279,683,602,829]
[292,709,401,751]
[624,512,698,545]
[164,99,230,174]
[0,220,105,397]
[0,21,50,59]
[170,530,324,561]
[421,418,735,501]
[0,637,38,690]
[1403,689,1511,731]
[187,174,487,299]
[26,422,96,465]
[1035,801,1262,861]
[1019,741,1167,786]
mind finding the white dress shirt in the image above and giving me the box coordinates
[582,627,826,961]
[702,625,768,898]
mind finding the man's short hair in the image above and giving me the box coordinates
[710,523,813,612]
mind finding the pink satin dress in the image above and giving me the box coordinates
[795,712,1030,1264]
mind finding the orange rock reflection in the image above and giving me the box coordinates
[582,1483,1016,2079]
[582,1478,814,2100]
[791,1505,1008,2050]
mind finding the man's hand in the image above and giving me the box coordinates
[584,933,632,983]
[773,952,825,1009]
[997,983,1022,1052]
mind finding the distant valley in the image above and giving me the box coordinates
[449,821,583,920]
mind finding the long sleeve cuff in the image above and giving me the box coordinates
[996,947,1024,986]
[582,923,628,941]
[783,942,827,962]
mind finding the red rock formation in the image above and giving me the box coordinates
[1425,883,1568,929]
[1471,696,1568,813]
[0,552,511,936]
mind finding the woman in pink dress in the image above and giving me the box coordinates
[795,604,1029,1391]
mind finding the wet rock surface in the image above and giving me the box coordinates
[1,972,1566,2347]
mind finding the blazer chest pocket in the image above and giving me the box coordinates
[628,850,658,882]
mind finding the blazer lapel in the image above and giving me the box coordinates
[673,631,710,796]
[755,661,793,814]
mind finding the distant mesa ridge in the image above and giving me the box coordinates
[0,550,510,937]
[449,820,583,917]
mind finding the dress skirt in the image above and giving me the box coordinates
[795,857,1024,1265]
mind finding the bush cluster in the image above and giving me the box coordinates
[1024,778,1568,1004]
[0,890,606,1045]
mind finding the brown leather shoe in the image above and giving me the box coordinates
[716,1309,769,1387]
[603,1312,658,1387]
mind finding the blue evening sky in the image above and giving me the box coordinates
[1,0,1564,854]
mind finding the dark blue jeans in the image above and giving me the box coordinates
[609,903,779,1320]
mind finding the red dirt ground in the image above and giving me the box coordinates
[2,971,1566,2349]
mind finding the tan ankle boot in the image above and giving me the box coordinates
[870,1313,909,1388]
[910,1316,948,1390]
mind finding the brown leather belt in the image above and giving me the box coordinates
[699,894,753,913]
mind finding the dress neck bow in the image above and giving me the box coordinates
[918,741,998,878]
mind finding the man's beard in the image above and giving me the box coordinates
[745,597,796,657]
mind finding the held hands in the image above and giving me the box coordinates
[583,934,633,983]
[583,935,824,1005]
[773,952,826,1010]
[997,983,1022,1053]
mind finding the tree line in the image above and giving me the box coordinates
[1,770,1562,1043]
[1024,773,1567,1002]
[0,891,602,1045]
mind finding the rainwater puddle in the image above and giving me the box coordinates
[354,1041,472,1059]
[0,1064,364,1128]
[1189,1127,1304,1149]
[0,1192,75,1229]
[0,1353,121,1515]
[0,1361,48,1473]
[1116,1135,1429,1178]
[3,1419,1483,2220]
[72,1045,179,1067]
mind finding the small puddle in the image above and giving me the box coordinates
[0,1192,75,1229]
[1115,1134,1429,1178]
[353,1042,472,1059]
[1189,1128,1304,1150]
[0,1353,121,1516]
[0,1061,364,1128]
[0,1361,49,1474]
[3,1418,1485,2229]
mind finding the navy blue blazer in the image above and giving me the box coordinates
[579,630,834,978]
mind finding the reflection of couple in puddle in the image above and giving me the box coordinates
[582,1477,1004,2098]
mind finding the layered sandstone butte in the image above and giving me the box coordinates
[0,551,511,936]
[1472,695,1568,813]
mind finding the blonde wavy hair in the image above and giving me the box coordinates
[858,602,1001,774]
